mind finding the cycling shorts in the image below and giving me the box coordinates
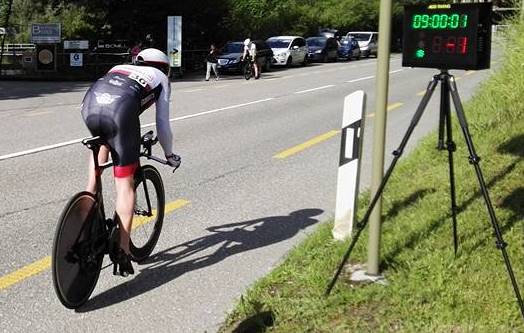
[81,76,141,178]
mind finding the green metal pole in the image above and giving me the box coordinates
[367,0,392,276]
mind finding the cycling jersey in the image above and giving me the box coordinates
[81,64,173,177]
[243,43,257,62]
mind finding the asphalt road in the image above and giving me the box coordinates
[0,55,496,332]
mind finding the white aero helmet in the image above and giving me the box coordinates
[244,38,251,46]
[136,48,170,75]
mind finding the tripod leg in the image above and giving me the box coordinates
[448,77,524,320]
[325,75,440,296]
[441,77,459,255]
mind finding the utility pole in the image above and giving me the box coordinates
[0,0,14,75]
[367,0,392,276]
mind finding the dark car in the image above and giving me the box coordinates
[306,36,339,62]
[217,40,273,74]
[337,36,361,61]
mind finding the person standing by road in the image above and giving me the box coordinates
[205,44,219,81]
[130,41,142,64]
[242,38,259,79]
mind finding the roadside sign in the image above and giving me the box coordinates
[0,28,5,35]
[36,44,57,71]
[167,16,182,68]
[332,90,366,241]
[64,40,89,50]
[31,23,61,43]
[70,53,83,67]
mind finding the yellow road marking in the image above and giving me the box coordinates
[274,130,340,159]
[0,257,51,290]
[0,200,189,291]
[133,199,190,229]
[387,102,403,111]
[465,70,476,76]
[367,102,404,118]
[417,90,426,96]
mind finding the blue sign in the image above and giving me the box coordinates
[31,23,61,43]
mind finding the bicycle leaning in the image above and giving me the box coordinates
[51,130,177,309]
[242,55,260,80]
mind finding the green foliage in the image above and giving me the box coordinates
[219,18,524,333]
[8,0,99,42]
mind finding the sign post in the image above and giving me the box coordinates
[31,23,60,72]
[332,91,366,241]
[167,16,182,75]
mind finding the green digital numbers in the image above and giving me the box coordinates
[412,13,468,30]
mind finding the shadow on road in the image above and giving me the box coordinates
[76,208,323,312]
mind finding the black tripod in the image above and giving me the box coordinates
[325,70,524,320]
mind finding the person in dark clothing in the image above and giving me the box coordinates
[205,44,219,81]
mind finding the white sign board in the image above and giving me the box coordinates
[70,53,83,67]
[332,90,366,241]
[0,28,5,35]
[64,40,89,50]
[167,16,182,68]
[31,23,61,43]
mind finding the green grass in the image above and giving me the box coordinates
[219,23,524,333]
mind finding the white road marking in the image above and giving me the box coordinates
[294,85,335,94]
[347,76,374,83]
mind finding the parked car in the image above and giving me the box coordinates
[266,36,308,67]
[216,40,273,74]
[306,36,338,62]
[337,36,361,61]
[318,28,342,39]
[346,31,378,57]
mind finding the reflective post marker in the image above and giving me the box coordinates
[333,91,366,241]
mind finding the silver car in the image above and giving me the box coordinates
[346,31,378,58]
[266,36,308,67]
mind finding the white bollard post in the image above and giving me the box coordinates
[332,90,366,241]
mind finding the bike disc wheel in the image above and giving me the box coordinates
[130,165,165,262]
[52,192,103,309]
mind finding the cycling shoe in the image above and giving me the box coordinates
[113,249,134,277]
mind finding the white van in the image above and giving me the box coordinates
[346,31,378,58]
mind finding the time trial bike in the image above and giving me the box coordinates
[51,130,177,309]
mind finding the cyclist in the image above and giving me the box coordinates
[242,38,259,79]
[80,48,181,276]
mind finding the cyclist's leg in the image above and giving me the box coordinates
[109,97,141,276]
[86,145,110,194]
[114,175,135,254]
[253,59,259,78]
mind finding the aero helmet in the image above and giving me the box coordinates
[244,38,251,46]
[136,48,170,75]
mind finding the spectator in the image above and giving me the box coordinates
[242,38,259,79]
[205,44,219,81]
[130,41,142,64]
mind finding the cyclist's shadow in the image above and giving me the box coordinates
[77,208,323,312]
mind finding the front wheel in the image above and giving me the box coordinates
[130,165,165,262]
[52,192,103,309]
[243,62,252,80]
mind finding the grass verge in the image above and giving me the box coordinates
[219,23,524,333]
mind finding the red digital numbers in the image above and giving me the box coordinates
[431,36,468,54]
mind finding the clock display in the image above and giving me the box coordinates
[402,3,492,70]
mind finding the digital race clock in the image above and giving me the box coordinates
[402,3,492,70]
